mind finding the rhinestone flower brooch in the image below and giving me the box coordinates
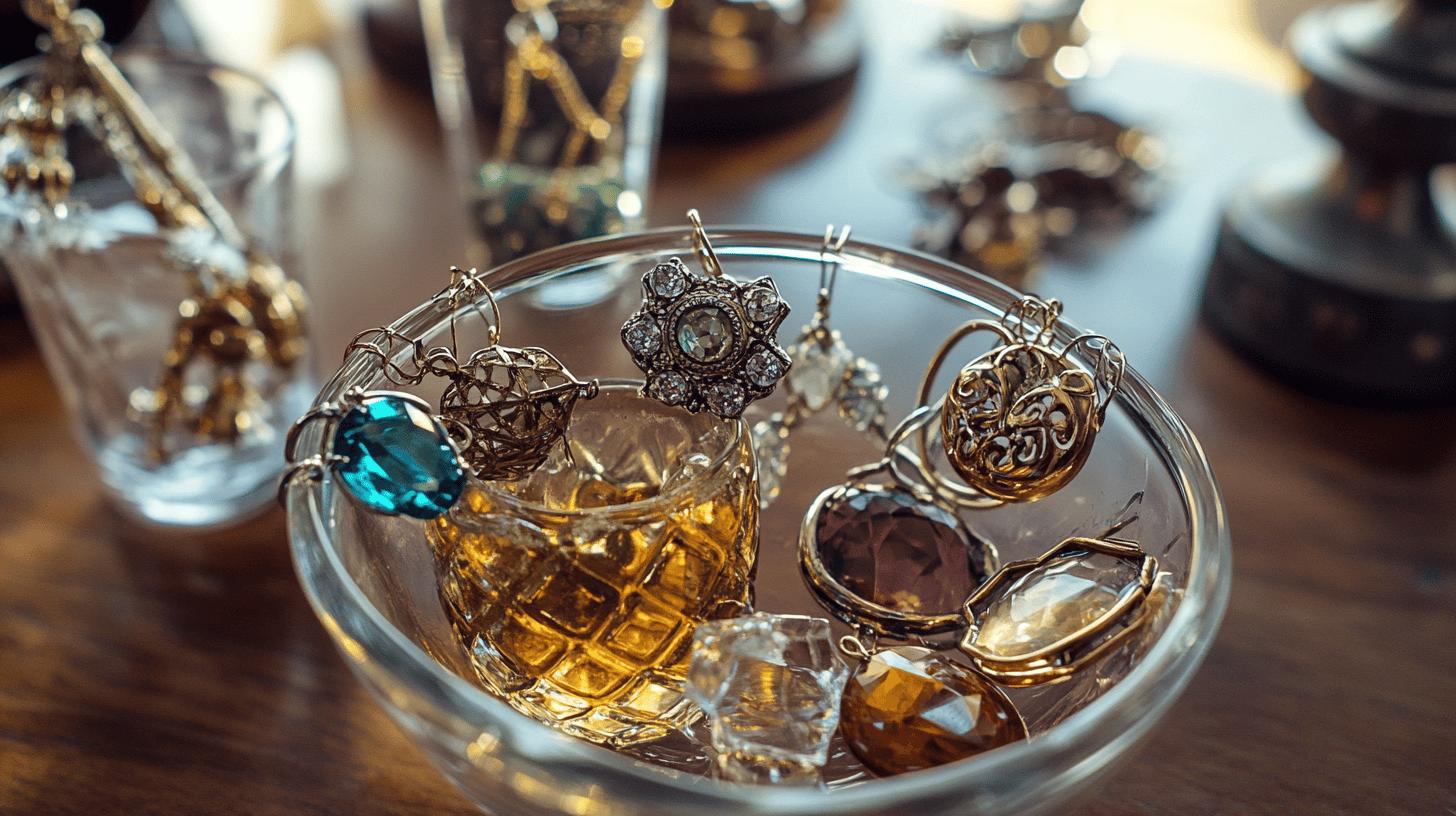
[621,210,793,418]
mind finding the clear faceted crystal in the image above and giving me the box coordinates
[838,358,888,432]
[647,262,687,298]
[789,332,852,411]
[650,371,689,404]
[1021,574,1180,729]
[750,414,790,508]
[743,287,782,322]
[705,381,746,417]
[676,306,735,363]
[624,319,661,356]
[745,348,786,388]
[687,613,849,784]
[973,551,1142,658]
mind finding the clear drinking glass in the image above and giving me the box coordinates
[285,228,1231,815]
[429,382,758,748]
[420,0,667,306]
[0,53,313,527]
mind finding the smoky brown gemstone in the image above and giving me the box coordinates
[839,646,1026,776]
[814,485,992,615]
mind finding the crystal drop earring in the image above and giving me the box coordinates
[753,224,890,507]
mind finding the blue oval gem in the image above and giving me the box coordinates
[332,394,466,519]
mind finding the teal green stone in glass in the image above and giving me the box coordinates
[333,394,466,519]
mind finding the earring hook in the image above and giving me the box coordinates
[437,266,502,357]
[817,223,852,318]
[686,209,724,278]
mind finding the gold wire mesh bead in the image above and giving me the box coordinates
[437,345,598,481]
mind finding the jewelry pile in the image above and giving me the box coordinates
[473,0,651,264]
[911,2,1165,287]
[283,213,1167,785]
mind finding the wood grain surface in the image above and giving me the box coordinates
[2,4,1454,814]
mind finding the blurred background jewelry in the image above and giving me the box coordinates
[752,223,889,507]
[908,110,1163,288]
[347,266,597,481]
[912,0,1164,289]
[917,294,1123,503]
[0,1,312,525]
[7,0,311,466]
[419,0,668,304]
[622,209,792,419]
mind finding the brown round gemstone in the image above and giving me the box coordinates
[839,646,1025,776]
[815,486,991,614]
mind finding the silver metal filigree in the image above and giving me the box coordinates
[622,218,793,419]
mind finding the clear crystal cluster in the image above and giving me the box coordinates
[747,323,889,509]
[686,613,849,784]
[621,257,792,419]
[749,414,791,507]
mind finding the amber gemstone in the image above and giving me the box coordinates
[839,646,1025,776]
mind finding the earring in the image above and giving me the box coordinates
[798,407,1024,777]
[621,210,792,419]
[753,224,890,506]
[281,387,468,520]
[282,267,597,519]
[347,266,598,481]
[800,404,1000,643]
[957,535,1157,686]
[915,295,1124,504]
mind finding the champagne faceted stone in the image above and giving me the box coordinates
[676,305,735,363]
[840,646,1025,776]
[973,552,1142,658]
[815,486,989,614]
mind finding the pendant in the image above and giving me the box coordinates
[622,211,792,419]
[284,388,467,520]
[920,296,1125,503]
[799,404,1001,643]
[958,536,1157,686]
[838,643,1026,777]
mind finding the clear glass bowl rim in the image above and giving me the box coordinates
[0,50,297,194]
[286,226,1232,811]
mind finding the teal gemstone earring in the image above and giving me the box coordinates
[281,267,596,520]
[282,388,467,519]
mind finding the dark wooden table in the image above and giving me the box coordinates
[3,5,1454,814]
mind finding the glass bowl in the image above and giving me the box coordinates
[285,227,1230,815]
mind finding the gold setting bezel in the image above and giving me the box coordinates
[799,480,998,642]
[958,536,1157,686]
